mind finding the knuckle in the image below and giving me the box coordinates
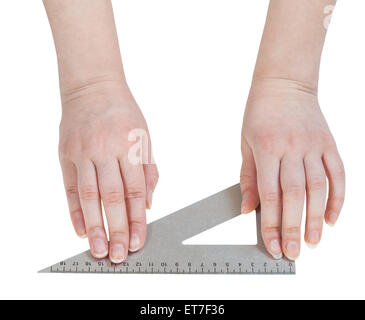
[322,134,336,149]
[286,132,302,148]
[150,171,159,183]
[60,137,109,162]
[70,207,83,217]
[335,194,345,203]
[241,186,257,197]
[307,176,326,191]
[87,226,105,236]
[332,166,346,181]
[109,231,128,240]
[65,186,78,197]
[283,184,305,199]
[125,188,145,200]
[101,191,124,205]
[79,185,99,201]
[330,195,345,207]
[307,215,323,226]
[147,172,159,189]
[240,172,256,183]
[261,191,280,203]
[262,225,281,235]
[129,219,146,227]
[59,139,80,160]
[79,146,101,160]
[254,133,277,153]
[282,226,301,235]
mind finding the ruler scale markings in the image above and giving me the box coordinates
[40,185,295,275]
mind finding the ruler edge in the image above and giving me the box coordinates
[39,184,296,275]
[39,184,241,273]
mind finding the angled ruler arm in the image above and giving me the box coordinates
[148,184,264,247]
[149,184,244,244]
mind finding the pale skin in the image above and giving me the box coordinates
[43,0,345,263]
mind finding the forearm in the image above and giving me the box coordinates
[43,0,126,100]
[253,0,337,92]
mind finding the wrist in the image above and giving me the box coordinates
[60,74,131,107]
[248,77,319,104]
[252,64,319,96]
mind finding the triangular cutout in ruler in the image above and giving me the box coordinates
[39,184,295,274]
[182,212,257,245]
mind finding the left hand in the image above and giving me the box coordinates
[240,79,345,260]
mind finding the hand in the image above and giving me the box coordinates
[59,81,158,263]
[240,79,345,260]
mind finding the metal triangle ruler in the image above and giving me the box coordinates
[39,184,295,274]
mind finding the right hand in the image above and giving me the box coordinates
[59,81,159,263]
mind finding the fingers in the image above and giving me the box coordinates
[323,150,345,226]
[143,164,159,209]
[304,154,327,247]
[73,157,155,263]
[77,160,108,259]
[255,154,282,260]
[96,159,129,263]
[280,157,305,261]
[61,160,86,238]
[121,159,147,253]
[240,138,259,214]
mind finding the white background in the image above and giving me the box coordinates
[0,0,364,299]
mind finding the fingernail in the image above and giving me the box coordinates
[129,234,140,252]
[307,231,320,248]
[111,244,126,264]
[92,239,108,258]
[240,193,249,214]
[327,212,338,227]
[286,241,300,261]
[306,242,318,249]
[77,223,87,238]
[147,191,153,209]
[270,239,283,260]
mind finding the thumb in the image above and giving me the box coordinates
[240,138,259,214]
[143,164,159,209]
